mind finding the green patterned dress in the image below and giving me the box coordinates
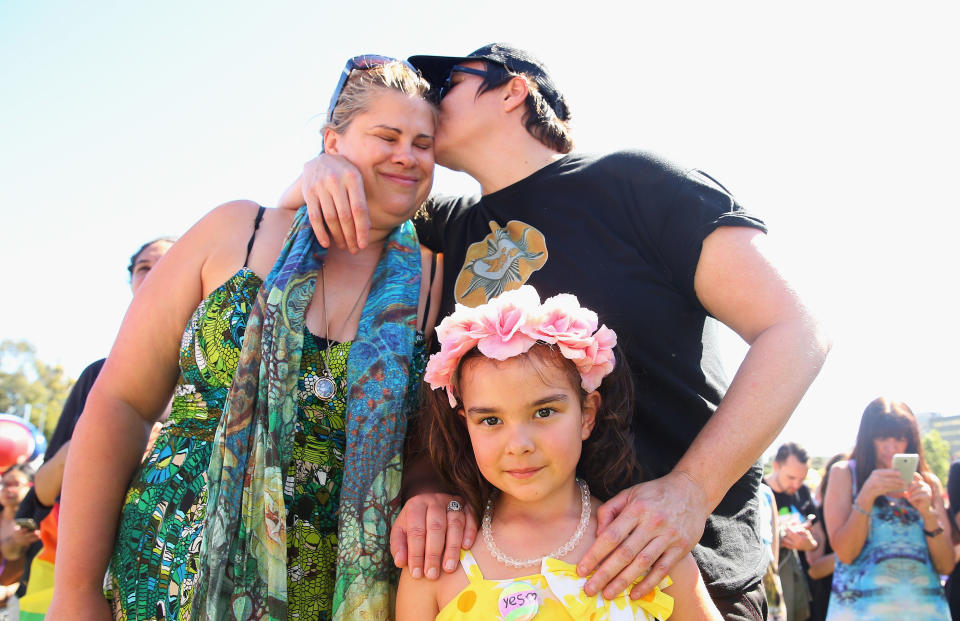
[106,268,426,620]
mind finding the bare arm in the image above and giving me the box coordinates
[804,519,835,579]
[33,440,72,506]
[663,554,723,621]
[276,155,370,253]
[824,461,905,564]
[396,567,440,621]
[912,473,956,575]
[580,227,830,599]
[47,202,260,620]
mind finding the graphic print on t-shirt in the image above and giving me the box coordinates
[454,220,548,307]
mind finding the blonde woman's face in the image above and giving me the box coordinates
[325,90,435,234]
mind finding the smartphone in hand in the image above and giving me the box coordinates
[891,453,919,492]
[14,517,39,531]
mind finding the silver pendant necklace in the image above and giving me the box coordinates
[310,264,372,401]
[482,478,591,568]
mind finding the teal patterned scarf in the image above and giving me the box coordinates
[194,207,420,620]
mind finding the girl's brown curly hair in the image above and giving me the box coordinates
[425,342,643,518]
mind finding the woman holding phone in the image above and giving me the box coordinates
[823,397,954,619]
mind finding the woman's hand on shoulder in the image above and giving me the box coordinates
[661,554,722,621]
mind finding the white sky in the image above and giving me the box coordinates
[2,1,958,460]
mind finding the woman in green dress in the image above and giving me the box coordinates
[48,57,442,621]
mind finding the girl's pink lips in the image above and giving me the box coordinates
[505,466,543,479]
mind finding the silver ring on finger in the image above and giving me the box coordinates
[446,500,463,512]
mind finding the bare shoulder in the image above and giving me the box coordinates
[830,460,852,477]
[664,553,700,590]
[662,553,722,621]
[397,567,442,621]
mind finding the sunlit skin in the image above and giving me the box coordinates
[433,61,496,171]
[770,454,810,496]
[457,352,599,520]
[873,435,909,470]
[323,89,435,235]
[130,240,175,294]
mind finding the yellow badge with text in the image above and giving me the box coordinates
[455,220,548,307]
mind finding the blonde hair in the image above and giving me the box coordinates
[323,61,434,138]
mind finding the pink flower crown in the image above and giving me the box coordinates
[424,285,618,408]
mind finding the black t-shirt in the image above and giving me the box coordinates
[416,150,768,596]
[771,483,816,525]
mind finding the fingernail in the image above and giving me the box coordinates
[412,568,422,579]
[444,560,456,572]
[427,568,439,580]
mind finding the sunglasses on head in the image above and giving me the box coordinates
[433,64,502,102]
[325,54,417,123]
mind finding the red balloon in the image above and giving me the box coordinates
[0,418,36,470]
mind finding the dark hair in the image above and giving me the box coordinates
[426,342,641,517]
[474,62,573,154]
[850,397,928,491]
[127,237,177,277]
[2,463,36,480]
[774,442,810,465]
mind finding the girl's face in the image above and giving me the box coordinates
[874,435,908,469]
[324,89,435,237]
[1,470,31,508]
[458,352,599,504]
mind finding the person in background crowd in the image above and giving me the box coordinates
[824,397,953,619]
[8,236,174,620]
[944,459,960,619]
[759,482,786,621]
[0,464,37,619]
[764,442,818,621]
[805,453,844,621]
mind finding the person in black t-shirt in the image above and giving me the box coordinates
[279,43,830,619]
[764,443,819,621]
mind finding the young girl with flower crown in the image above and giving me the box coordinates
[397,286,721,621]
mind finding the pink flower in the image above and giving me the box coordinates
[474,286,540,360]
[423,285,618,406]
[576,325,617,392]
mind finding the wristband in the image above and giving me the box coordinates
[923,525,944,538]
[851,502,871,517]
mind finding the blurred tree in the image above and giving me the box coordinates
[922,429,950,484]
[0,339,74,440]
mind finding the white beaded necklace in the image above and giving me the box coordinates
[482,478,591,568]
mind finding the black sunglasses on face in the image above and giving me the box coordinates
[325,54,417,123]
[434,65,496,102]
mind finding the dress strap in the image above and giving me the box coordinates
[242,205,266,268]
[419,251,438,333]
[460,549,484,583]
[848,459,859,496]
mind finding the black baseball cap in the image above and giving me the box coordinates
[409,43,570,121]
